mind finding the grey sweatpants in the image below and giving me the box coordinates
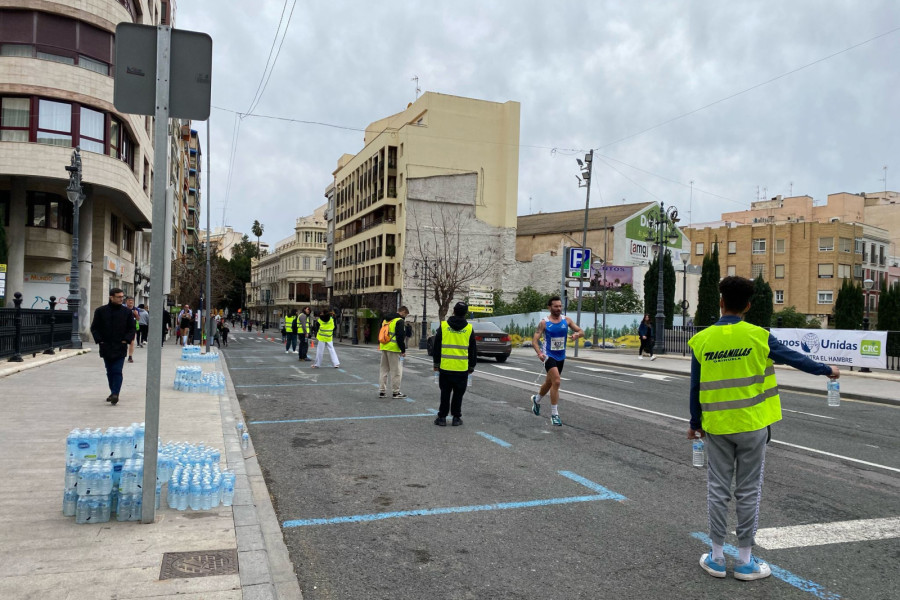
[706,427,768,548]
[379,351,403,394]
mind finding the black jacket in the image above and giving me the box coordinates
[382,312,407,353]
[432,315,477,373]
[90,302,136,359]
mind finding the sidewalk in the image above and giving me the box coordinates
[565,346,900,406]
[0,342,301,600]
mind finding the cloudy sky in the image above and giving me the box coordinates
[175,1,899,246]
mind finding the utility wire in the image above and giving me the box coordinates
[245,0,290,115]
[249,0,298,116]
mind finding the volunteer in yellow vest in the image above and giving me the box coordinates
[311,308,340,368]
[284,309,299,354]
[297,306,312,362]
[431,302,477,426]
[378,306,409,399]
[688,276,839,581]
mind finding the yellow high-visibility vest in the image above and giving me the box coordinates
[284,315,298,334]
[688,320,781,435]
[316,318,334,342]
[439,321,473,372]
[379,317,404,353]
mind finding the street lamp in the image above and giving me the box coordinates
[680,252,689,325]
[863,278,874,330]
[413,258,435,350]
[645,201,680,355]
[591,259,604,348]
[64,147,84,349]
[350,258,358,345]
[573,151,593,358]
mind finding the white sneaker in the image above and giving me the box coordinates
[650,356,657,361]
[285,350,289,353]
[638,356,644,360]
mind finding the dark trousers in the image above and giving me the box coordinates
[139,324,149,345]
[298,334,308,359]
[639,337,655,356]
[103,356,125,395]
[285,332,297,352]
[438,370,468,418]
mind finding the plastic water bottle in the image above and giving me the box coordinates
[63,489,78,516]
[434,371,439,385]
[692,433,705,467]
[236,422,244,435]
[65,463,80,490]
[241,432,249,450]
[76,496,91,523]
[222,472,235,507]
[67,428,81,464]
[467,374,473,389]
[827,379,840,407]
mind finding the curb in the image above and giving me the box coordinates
[219,352,303,600]
[0,347,92,378]
[566,352,900,408]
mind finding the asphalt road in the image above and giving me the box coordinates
[224,334,900,600]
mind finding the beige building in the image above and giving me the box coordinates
[0,1,178,334]
[684,220,891,324]
[247,205,328,325]
[326,92,520,337]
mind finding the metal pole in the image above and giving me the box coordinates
[351,260,358,344]
[574,150,593,358]
[602,216,608,350]
[44,296,57,354]
[66,148,83,349]
[560,246,567,314]
[205,121,212,352]
[655,205,667,355]
[9,292,23,362]
[682,259,688,356]
[142,24,171,523]
[419,259,428,349]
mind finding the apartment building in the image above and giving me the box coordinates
[0,1,173,335]
[326,92,520,337]
[684,220,890,324]
[247,205,328,325]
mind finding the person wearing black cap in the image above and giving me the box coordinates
[432,302,477,426]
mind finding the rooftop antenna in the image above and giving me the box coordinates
[411,75,421,101]
[880,165,887,193]
[529,196,533,214]
[689,180,694,227]
[789,181,793,196]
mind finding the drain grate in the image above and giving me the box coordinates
[159,549,239,580]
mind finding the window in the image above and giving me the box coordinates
[122,227,134,253]
[316,256,324,271]
[728,241,737,254]
[775,264,785,278]
[854,264,863,278]
[818,291,834,304]
[78,55,108,75]
[109,118,120,158]
[79,107,105,153]
[37,99,71,147]
[695,242,704,255]
[727,265,736,276]
[839,237,852,253]
[303,256,310,270]
[855,238,863,254]
[870,244,877,264]
[25,192,73,233]
[838,264,851,279]
[819,237,834,251]
[1,97,30,141]
[751,264,765,279]
[36,50,75,65]
[775,290,784,304]
[110,214,119,243]
[752,239,766,254]
[775,239,785,253]
[817,264,834,278]
[1,44,32,57]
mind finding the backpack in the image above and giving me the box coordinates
[378,320,393,344]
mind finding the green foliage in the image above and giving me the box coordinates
[695,244,721,326]
[744,275,773,327]
[771,305,809,328]
[877,279,900,332]
[833,278,863,330]
[806,317,822,329]
[643,250,676,328]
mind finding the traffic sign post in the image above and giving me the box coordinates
[567,247,591,278]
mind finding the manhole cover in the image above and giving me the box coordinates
[159,549,239,580]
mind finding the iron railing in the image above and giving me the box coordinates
[1,292,74,361]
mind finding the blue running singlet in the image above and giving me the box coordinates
[543,317,568,361]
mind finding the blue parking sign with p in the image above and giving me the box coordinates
[568,247,591,278]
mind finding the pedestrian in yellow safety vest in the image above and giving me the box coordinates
[688,276,840,581]
[297,306,312,362]
[431,302,477,426]
[312,309,340,368]
[378,306,409,398]
[284,309,299,354]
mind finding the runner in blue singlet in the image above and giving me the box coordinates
[530,295,584,426]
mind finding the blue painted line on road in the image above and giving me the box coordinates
[250,412,436,425]
[283,494,613,527]
[349,373,364,380]
[690,533,840,599]
[558,471,628,501]
[235,382,372,388]
[476,431,512,448]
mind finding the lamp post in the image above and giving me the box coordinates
[645,202,680,355]
[350,259,358,345]
[680,253,690,356]
[861,277,875,372]
[64,147,84,349]
[591,259,604,348]
[573,151,593,358]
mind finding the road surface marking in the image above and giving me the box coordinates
[783,409,835,420]
[250,412,437,425]
[283,471,625,528]
[576,372,632,384]
[235,382,374,388]
[491,365,570,380]
[755,516,900,549]
[691,532,840,599]
[639,373,672,381]
[476,432,512,448]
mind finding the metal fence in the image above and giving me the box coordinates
[1,292,74,361]
[663,325,900,371]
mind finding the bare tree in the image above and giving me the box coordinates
[407,204,499,322]
[173,256,233,309]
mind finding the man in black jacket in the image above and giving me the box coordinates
[90,288,136,405]
[432,302,477,426]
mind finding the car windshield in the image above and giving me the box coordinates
[475,322,501,332]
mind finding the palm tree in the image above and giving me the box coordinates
[251,220,264,257]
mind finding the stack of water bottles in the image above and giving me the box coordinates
[173,366,226,395]
[160,441,235,511]
[181,345,220,362]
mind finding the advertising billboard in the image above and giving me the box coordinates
[770,328,888,369]
[587,265,633,291]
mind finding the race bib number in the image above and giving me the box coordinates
[550,337,566,351]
